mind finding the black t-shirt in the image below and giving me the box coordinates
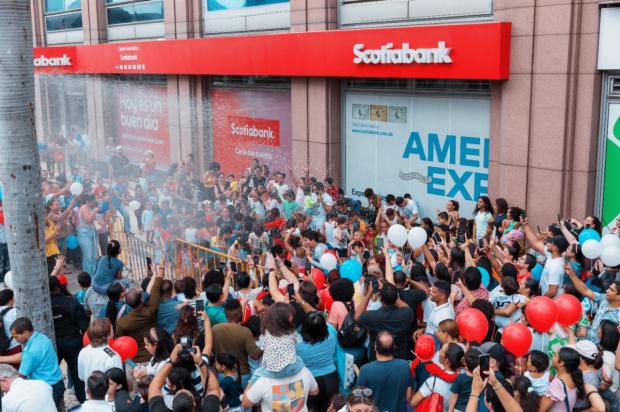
[148,394,220,412]
[359,306,414,361]
[397,288,427,330]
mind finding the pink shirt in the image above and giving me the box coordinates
[327,301,348,330]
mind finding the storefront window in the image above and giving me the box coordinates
[107,0,164,26]
[45,0,82,32]
[205,0,288,12]
[344,78,490,94]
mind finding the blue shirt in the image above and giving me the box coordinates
[19,332,63,385]
[92,256,125,294]
[206,305,227,326]
[157,298,180,334]
[358,358,411,412]
[296,324,337,377]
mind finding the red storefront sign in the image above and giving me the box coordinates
[33,22,511,80]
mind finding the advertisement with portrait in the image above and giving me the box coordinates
[211,88,292,178]
[344,93,490,218]
[114,83,170,165]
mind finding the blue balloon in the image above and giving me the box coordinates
[99,200,109,214]
[66,235,79,250]
[340,259,363,283]
[37,143,48,150]
[477,266,490,288]
[531,263,543,282]
[578,228,601,245]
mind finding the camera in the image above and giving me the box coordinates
[179,336,195,363]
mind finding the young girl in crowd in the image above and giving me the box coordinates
[215,353,243,411]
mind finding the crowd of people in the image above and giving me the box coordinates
[1,147,620,412]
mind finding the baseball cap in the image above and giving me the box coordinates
[568,340,598,360]
[479,342,507,362]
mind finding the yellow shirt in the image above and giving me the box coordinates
[45,222,60,257]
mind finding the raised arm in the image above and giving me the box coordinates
[520,217,545,254]
[564,263,595,301]
[383,246,394,285]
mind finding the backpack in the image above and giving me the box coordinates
[416,377,444,412]
[337,302,367,348]
[0,307,14,353]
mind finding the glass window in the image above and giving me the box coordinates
[46,12,83,31]
[107,5,135,25]
[206,0,289,12]
[46,0,81,12]
[107,1,164,25]
[134,2,164,22]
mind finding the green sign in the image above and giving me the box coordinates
[602,103,620,232]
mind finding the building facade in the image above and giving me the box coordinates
[32,0,620,227]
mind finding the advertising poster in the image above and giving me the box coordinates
[345,93,490,218]
[211,88,292,178]
[206,0,288,11]
[602,103,620,233]
[115,84,170,165]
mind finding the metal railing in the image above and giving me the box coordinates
[109,215,246,289]
[172,238,248,289]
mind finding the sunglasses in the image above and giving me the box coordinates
[352,387,373,398]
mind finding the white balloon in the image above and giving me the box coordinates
[600,247,620,267]
[4,271,13,289]
[320,253,338,271]
[387,224,408,247]
[70,182,83,196]
[407,227,428,249]
[45,194,54,204]
[601,234,620,250]
[581,239,601,259]
[129,200,141,210]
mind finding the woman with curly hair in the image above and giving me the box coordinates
[172,306,203,349]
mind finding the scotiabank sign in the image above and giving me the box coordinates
[229,116,280,147]
[33,22,511,80]
[33,47,75,70]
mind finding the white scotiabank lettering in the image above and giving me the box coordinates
[352,42,452,65]
[231,122,275,140]
[34,54,72,67]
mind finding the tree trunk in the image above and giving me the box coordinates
[0,1,54,339]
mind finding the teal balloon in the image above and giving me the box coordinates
[531,263,543,281]
[66,235,79,250]
[99,200,109,214]
[477,266,490,288]
[340,259,363,283]
[578,228,601,245]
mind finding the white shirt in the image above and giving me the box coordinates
[73,399,114,411]
[2,378,56,412]
[398,199,419,220]
[246,367,318,412]
[425,302,455,334]
[603,350,620,392]
[490,290,526,331]
[273,182,289,200]
[524,371,551,396]
[324,221,337,248]
[0,305,19,349]
[419,376,454,412]
[78,344,123,381]
[540,257,565,297]
[474,211,492,240]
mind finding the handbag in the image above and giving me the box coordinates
[416,377,444,412]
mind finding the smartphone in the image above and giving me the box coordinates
[479,354,490,378]
[195,300,204,314]
[377,238,384,250]
[146,257,152,266]
[253,255,260,266]
[371,278,379,293]
[362,250,371,260]
[230,261,238,273]
[287,284,295,299]
[432,232,442,243]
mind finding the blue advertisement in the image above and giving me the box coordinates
[345,93,491,218]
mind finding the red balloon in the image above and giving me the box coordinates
[321,288,334,312]
[82,331,90,347]
[415,334,438,361]
[110,336,138,362]
[554,294,582,326]
[456,308,488,342]
[312,268,326,290]
[525,296,558,333]
[501,323,532,356]
[325,250,338,257]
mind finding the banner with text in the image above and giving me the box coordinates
[345,93,490,218]
[211,88,292,178]
[114,83,170,165]
[601,103,620,233]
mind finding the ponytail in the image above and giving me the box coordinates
[570,368,585,399]
[107,240,121,267]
